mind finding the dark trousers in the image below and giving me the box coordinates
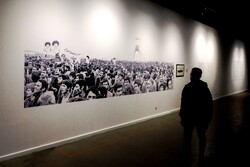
[182,123,208,163]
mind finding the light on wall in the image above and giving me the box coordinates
[88,3,121,45]
[230,41,247,90]
[190,24,219,89]
[161,23,185,63]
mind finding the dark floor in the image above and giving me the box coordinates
[0,91,250,167]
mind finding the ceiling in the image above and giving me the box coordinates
[149,0,249,41]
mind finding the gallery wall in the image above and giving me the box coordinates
[0,0,248,161]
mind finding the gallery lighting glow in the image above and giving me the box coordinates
[88,4,121,44]
[190,24,219,88]
[162,23,185,62]
[230,41,247,90]
[194,28,207,60]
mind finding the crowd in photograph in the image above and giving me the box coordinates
[24,41,174,108]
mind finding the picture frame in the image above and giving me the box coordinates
[176,64,185,77]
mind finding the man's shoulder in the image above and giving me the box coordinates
[192,80,208,85]
[184,80,208,89]
[199,80,208,87]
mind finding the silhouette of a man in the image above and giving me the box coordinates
[180,67,213,166]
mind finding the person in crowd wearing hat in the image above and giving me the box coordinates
[56,79,72,103]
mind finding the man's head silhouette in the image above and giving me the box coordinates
[190,67,202,82]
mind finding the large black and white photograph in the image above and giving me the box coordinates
[22,0,177,108]
[24,40,174,108]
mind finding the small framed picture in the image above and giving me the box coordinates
[176,64,185,77]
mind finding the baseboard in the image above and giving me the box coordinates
[0,108,179,162]
[213,89,248,100]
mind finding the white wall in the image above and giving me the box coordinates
[0,0,248,161]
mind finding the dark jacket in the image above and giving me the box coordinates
[180,80,213,126]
